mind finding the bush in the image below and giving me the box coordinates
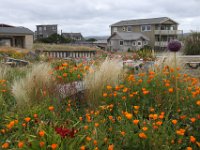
[184,32,200,55]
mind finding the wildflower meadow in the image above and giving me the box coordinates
[0,51,200,150]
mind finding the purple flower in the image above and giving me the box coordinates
[168,40,182,52]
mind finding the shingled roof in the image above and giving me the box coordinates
[0,26,33,35]
[108,32,150,41]
[111,17,178,27]
[62,33,83,38]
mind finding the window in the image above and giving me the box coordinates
[43,27,46,30]
[122,27,126,31]
[141,25,151,31]
[147,25,151,31]
[137,41,142,46]
[39,27,42,31]
[127,26,132,32]
[120,41,124,46]
[113,27,118,32]
[144,41,148,45]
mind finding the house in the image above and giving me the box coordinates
[107,32,149,52]
[0,24,34,49]
[36,24,57,39]
[62,33,84,41]
[110,17,183,50]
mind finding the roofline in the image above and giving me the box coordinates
[0,33,34,36]
[107,32,150,41]
[110,17,178,26]
[160,17,179,25]
[36,24,58,26]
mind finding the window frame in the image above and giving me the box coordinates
[127,26,132,32]
[137,41,142,46]
[141,25,151,31]
[120,40,124,46]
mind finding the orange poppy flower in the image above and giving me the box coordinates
[18,141,24,148]
[39,141,45,147]
[24,117,31,123]
[51,144,58,150]
[133,119,139,125]
[139,132,147,139]
[2,142,9,149]
[39,130,45,137]
[48,106,54,111]
[168,88,173,93]
[80,145,85,150]
[108,144,114,150]
[190,136,196,143]
[125,112,132,120]
[172,120,178,125]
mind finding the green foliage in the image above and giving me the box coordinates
[86,38,97,42]
[35,33,73,44]
[184,32,200,55]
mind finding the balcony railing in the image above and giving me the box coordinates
[154,30,182,35]
[154,41,168,47]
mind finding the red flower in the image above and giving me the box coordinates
[55,127,76,138]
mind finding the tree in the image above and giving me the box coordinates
[86,38,97,42]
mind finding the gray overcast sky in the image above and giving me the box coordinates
[0,0,200,36]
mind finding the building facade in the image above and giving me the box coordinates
[36,24,57,39]
[107,32,149,52]
[110,17,183,50]
[0,24,34,49]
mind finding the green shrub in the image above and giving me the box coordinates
[184,32,200,55]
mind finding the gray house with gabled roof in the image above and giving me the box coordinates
[0,24,34,49]
[107,32,149,52]
[62,33,84,41]
[110,17,183,50]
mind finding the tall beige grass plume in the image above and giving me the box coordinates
[12,63,53,107]
[0,65,9,80]
[84,57,124,107]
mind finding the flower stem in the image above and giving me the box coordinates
[174,52,178,108]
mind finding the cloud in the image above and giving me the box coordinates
[0,0,200,35]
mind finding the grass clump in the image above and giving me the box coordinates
[84,58,124,107]
[12,63,54,107]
